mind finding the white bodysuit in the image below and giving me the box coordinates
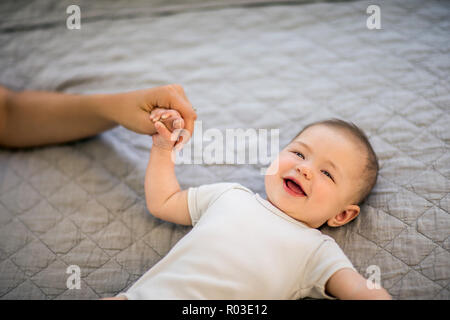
[121,183,355,299]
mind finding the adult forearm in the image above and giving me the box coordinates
[0,88,117,148]
[88,90,156,136]
[0,84,195,148]
[145,146,180,217]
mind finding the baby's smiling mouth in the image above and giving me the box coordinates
[283,177,307,197]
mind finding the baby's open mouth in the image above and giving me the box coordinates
[283,178,307,197]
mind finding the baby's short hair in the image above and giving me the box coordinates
[293,119,379,206]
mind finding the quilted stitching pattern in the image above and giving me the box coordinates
[0,0,449,299]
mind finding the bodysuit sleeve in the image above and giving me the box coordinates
[301,238,356,299]
[187,183,245,227]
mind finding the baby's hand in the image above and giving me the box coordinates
[150,108,185,150]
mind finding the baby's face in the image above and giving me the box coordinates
[264,125,364,228]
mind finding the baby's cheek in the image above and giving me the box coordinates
[277,152,296,168]
[314,183,337,205]
[265,157,281,176]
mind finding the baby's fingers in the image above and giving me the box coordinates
[154,121,180,145]
[160,112,184,131]
[154,121,171,139]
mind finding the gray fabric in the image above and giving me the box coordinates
[0,0,449,299]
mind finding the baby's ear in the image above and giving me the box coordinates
[327,204,360,227]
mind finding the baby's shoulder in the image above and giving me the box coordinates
[201,182,253,194]
[192,182,254,203]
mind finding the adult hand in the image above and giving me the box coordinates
[97,84,196,141]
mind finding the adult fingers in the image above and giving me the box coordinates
[173,117,184,130]
[149,108,165,122]
[168,85,196,141]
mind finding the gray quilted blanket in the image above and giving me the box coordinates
[0,0,449,299]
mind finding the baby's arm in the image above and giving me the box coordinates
[145,109,191,226]
[325,268,392,300]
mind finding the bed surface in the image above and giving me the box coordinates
[0,0,449,299]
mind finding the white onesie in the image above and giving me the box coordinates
[120,183,355,299]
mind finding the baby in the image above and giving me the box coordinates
[108,108,391,300]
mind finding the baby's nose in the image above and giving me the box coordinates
[296,164,312,179]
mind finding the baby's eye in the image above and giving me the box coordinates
[322,170,334,181]
[294,152,305,159]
